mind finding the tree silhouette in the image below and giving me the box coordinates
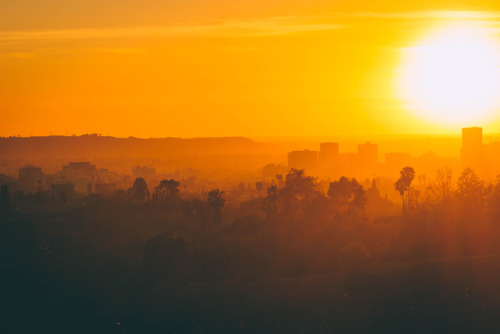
[327,177,365,213]
[154,179,180,200]
[275,174,283,186]
[264,185,278,217]
[395,178,406,215]
[457,168,486,215]
[208,189,225,227]
[280,169,318,216]
[427,168,453,207]
[394,166,415,215]
[401,167,416,190]
[130,177,150,202]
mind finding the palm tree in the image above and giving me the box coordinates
[395,178,406,215]
[395,166,415,216]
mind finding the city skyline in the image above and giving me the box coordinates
[8,126,499,187]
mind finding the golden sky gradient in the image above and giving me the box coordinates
[3,1,500,137]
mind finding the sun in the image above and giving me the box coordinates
[395,23,500,127]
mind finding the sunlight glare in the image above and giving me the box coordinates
[396,23,500,126]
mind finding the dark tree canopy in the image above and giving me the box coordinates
[264,185,278,216]
[130,177,150,202]
[283,169,317,197]
[279,169,319,216]
[400,167,415,189]
[154,179,180,200]
[395,178,406,197]
[0,184,10,214]
[1,184,10,204]
[328,177,365,212]
[457,168,487,214]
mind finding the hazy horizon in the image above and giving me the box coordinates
[5,1,500,333]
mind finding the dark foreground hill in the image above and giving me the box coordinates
[3,210,499,334]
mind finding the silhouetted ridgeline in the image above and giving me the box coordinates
[0,135,277,160]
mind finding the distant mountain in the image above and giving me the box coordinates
[0,135,278,160]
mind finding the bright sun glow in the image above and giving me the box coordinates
[396,23,500,126]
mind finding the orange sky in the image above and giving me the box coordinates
[3,1,500,137]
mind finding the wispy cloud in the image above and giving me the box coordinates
[3,10,499,44]
[2,10,499,55]
[339,10,500,20]
[0,17,343,43]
